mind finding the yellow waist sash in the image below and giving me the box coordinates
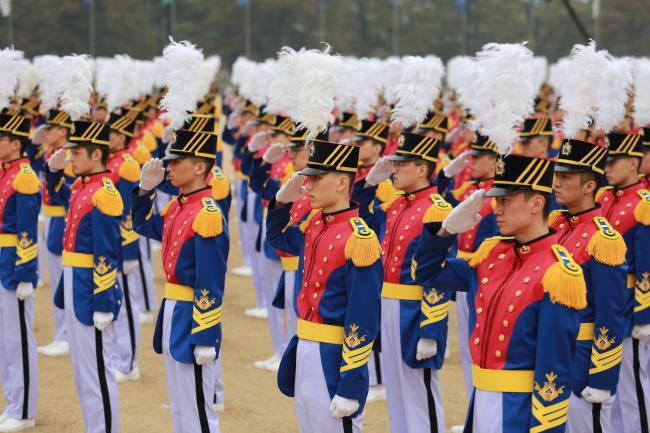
[62,251,93,268]
[43,205,66,217]
[281,256,299,271]
[0,234,17,247]
[577,322,594,341]
[381,282,423,301]
[297,318,345,345]
[472,364,534,393]
[164,282,194,302]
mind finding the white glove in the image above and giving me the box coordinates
[276,173,306,204]
[47,148,69,172]
[139,158,165,191]
[365,156,394,186]
[442,189,485,235]
[241,120,256,137]
[93,311,114,332]
[263,143,285,163]
[415,338,438,361]
[443,150,470,178]
[581,386,611,404]
[329,395,359,419]
[226,111,241,130]
[123,260,139,275]
[162,127,175,144]
[15,282,34,301]
[632,324,650,342]
[248,131,272,152]
[194,345,216,365]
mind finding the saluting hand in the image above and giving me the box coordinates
[47,148,69,172]
[443,150,470,178]
[263,143,285,164]
[139,158,165,191]
[248,131,272,152]
[276,173,306,205]
[365,156,394,187]
[440,189,485,235]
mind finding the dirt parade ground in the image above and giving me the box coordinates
[1,205,469,432]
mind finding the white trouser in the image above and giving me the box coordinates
[0,284,37,420]
[283,270,297,351]
[455,292,472,398]
[380,298,445,433]
[162,300,220,433]
[611,337,650,433]
[472,389,503,433]
[112,270,141,374]
[234,180,253,269]
[567,392,613,433]
[63,266,119,433]
[368,352,382,387]
[42,216,66,342]
[213,357,224,406]
[295,339,364,433]
[244,193,265,309]
[135,237,156,313]
[258,218,284,356]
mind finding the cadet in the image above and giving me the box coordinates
[46,120,123,433]
[0,112,40,432]
[267,140,383,433]
[414,154,586,433]
[132,125,228,433]
[518,117,554,159]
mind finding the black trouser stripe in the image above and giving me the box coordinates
[95,329,112,433]
[193,363,210,433]
[373,350,382,385]
[122,271,136,372]
[633,339,649,433]
[424,368,439,433]
[137,255,151,311]
[342,416,353,433]
[18,300,29,420]
[592,402,603,433]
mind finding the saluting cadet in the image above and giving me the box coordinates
[106,110,144,382]
[596,131,650,433]
[550,139,627,433]
[37,109,75,358]
[0,113,40,432]
[267,140,383,433]
[414,154,586,433]
[132,126,228,433]
[354,132,451,433]
[46,120,123,433]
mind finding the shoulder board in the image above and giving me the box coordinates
[548,209,568,228]
[586,217,627,266]
[192,197,223,238]
[376,179,399,204]
[118,154,141,183]
[542,245,587,310]
[595,186,614,203]
[12,163,40,195]
[160,196,178,217]
[452,181,474,201]
[92,178,124,216]
[210,167,230,201]
[423,194,453,223]
[64,162,75,178]
[465,236,513,267]
[344,217,382,267]
[299,209,320,233]
[634,189,650,225]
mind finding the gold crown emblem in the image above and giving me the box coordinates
[561,141,572,156]
[535,372,565,402]
[344,323,366,349]
[637,272,650,293]
[308,143,316,158]
[18,232,33,249]
[496,158,506,176]
[195,289,216,311]
[594,326,616,351]
[425,288,444,305]
[398,135,405,148]
[95,256,110,275]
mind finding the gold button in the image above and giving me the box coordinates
[410,216,415,221]
[507,305,514,312]
[534,266,540,272]
[575,242,581,248]
[627,203,632,208]
[328,244,333,251]
[322,257,328,263]
[498,254,505,260]
[405,225,410,230]
[481,277,488,284]
[515,290,522,297]
[318,269,323,275]
[336,234,342,240]
[183,220,188,225]
[488,263,494,270]
[177,230,182,235]
[171,251,174,257]
[468,234,472,239]
[297,204,303,209]
[304,282,308,287]
[476,323,479,329]
[474,338,480,345]
[301,293,305,299]
[293,213,298,218]
[503,320,509,327]
[315,282,321,288]
[417,208,422,212]
[399,235,404,241]
[604,197,609,202]
[582,232,588,238]
[315,221,321,225]
[498,334,505,342]
[394,256,399,261]
[523,277,530,283]
[615,220,620,226]
[495,350,502,358]
[313,293,318,299]
[391,267,395,272]
[559,223,565,229]
[479,292,483,298]
[173,241,178,246]
[397,246,401,251]
[477,307,483,314]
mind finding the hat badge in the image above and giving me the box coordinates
[398,135,405,148]
[561,141,572,156]
[308,142,315,157]
[496,157,506,176]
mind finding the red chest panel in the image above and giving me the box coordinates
[552,209,602,265]
[469,236,556,369]
[382,187,437,282]
[297,209,355,323]
[63,177,103,252]
[0,160,21,231]
[270,156,291,180]
[289,192,312,225]
[599,185,643,235]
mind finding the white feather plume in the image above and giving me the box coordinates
[59,54,93,121]
[334,58,357,112]
[133,60,155,98]
[633,58,650,126]
[159,38,205,131]
[391,55,445,128]
[532,56,548,92]
[447,55,479,115]
[196,55,221,99]
[548,57,570,93]
[593,56,632,133]
[34,55,63,111]
[0,48,24,111]
[266,47,298,115]
[250,59,276,108]
[287,45,343,139]
[351,58,381,120]
[17,62,39,99]
[379,57,403,105]
[470,42,535,154]
[106,55,136,111]
[153,56,166,90]
[558,42,610,138]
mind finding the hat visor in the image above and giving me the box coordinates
[296,167,330,176]
[62,141,82,149]
[554,163,585,173]
[469,149,496,156]
[162,152,186,161]
[388,154,419,162]
[484,187,524,198]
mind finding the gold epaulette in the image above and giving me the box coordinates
[151,121,164,138]
[132,144,152,165]
[452,181,474,201]
[118,154,141,183]
[142,131,157,151]
[587,217,627,266]
[160,197,177,217]
[548,209,567,228]
[299,209,320,233]
[634,189,650,226]
[542,245,587,310]
[192,197,223,238]
[466,236,513,268]
[423,194,453,223]
[210,167,230,201]
[64,162,75,178]
[595,186,614,203]
[344,217,382,267]
[12,163,40,195]
[376,179,399,204]
[92,178,124,217]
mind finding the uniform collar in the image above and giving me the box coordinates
[475,178,494,189]
[321,205,359,225]
[563,204,601,225]
[613,181,642,198]
[403,184,437,202]
[1,157,28,171]
[80,170,111,184]
[108,147,129,160]
[513,230,557,258]
[177,186,211,207]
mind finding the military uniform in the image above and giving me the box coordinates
[414,155,585,433]
[132,124,228,433]
[0,113,41,425]
[267,141,383,433]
